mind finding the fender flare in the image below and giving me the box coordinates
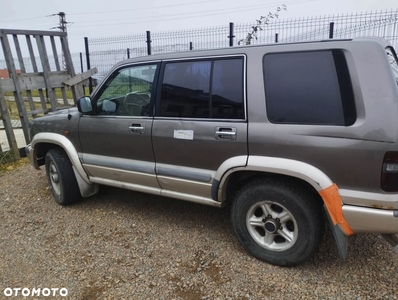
[30,132,90,184]
[213,155,333,201]
[245,155,333,191]
[214,155,353,237]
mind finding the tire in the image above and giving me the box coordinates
[230,178,324,267]
[45,148,81,206]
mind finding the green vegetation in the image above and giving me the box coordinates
[3,86,92,120]
[5,88,71,99]
[238,5,287,45]
[4,86,91,99]
[0,150,27,172]
[5,99,52,120]
[1,89,93,169]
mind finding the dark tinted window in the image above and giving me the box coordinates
[212,59,244,119]
[160,58,244,119]
[161,61,211,118]
[263,50,355,125]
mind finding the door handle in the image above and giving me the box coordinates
[215,127,237,140]
[129,124,145,134]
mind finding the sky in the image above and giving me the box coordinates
[0,0,397,53]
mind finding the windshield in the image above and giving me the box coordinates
[386,47,398,86]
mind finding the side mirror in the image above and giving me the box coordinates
[77,96,92,113]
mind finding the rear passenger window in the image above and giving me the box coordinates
[263,50,356,126]
[159,58,244,119]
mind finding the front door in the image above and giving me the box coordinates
[79,62,160,190]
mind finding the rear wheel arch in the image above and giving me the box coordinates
[221,170,324,207]
[217,160,352,264]
[230,177,325,266]
[215,156,335,204]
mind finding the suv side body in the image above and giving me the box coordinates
[25,37,398,266]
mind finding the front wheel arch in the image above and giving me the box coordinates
[45,148,82,206]
[34,142,99,199]
[30,133,90,184]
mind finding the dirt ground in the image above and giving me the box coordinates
[1,163,397,299]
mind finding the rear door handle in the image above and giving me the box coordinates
[215,127,237,140]
[129,123,145,134]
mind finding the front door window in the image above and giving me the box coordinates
[94,64,158,116]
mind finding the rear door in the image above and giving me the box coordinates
[152,56,248,199]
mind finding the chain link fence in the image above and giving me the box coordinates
[1,10,397,84]
[86,10,398,83]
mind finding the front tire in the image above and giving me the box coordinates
[231,178,324,266]
[45,148,81,206]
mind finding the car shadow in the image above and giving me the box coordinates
[72,185,395,269]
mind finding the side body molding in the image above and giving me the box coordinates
[29,133,98,198]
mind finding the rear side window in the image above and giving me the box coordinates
[159,57,244,119]
[263,50,356,126]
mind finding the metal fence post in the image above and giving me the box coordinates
[146,31,152,55]
[228,22,235,47]
[189,42,193,50]
[275,33,279,43]
[84,37,93,94]
[79,52,84,73]
[127,48,130,59]
[79,52,85,95]
[329,22,335,39]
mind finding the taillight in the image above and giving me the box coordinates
[381,152,398,192]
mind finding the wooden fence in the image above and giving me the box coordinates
[0,29,96,156]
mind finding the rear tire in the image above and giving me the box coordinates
[231,178,324,266]
[45,148,81,206]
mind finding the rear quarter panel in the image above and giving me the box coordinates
[246,40,398,193]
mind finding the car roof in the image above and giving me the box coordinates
[112,36,391,69]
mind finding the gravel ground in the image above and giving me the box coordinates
[1,163,397,299]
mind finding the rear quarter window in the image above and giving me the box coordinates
[263,50,356,126]
[386,47,398,86]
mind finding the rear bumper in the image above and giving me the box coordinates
[343,205,398,234]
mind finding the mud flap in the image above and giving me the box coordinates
[319,183,354,260]
[325,205,349,260]
[19,147,27,158]
[381,234,398,255]
[72,166,99,198]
